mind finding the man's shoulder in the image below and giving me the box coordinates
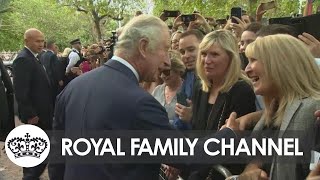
[14,50,34,66]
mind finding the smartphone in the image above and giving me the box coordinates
[293,13,320,40]
[163,10,180,17]
[261,1,276,11]
[181,14,196,26]
[176,92,189,107]
[231,7,242,23]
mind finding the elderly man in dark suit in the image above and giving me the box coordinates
[12,28,53,180]
[51,15,238,180]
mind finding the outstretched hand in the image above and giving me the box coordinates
[220,112,239,131]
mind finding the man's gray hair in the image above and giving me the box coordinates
[115,15,167,56]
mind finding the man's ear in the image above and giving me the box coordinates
[138,38,149,58]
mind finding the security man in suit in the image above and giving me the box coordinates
[51,15,238,180]
[40,40,64,105]
[12,28,53,180]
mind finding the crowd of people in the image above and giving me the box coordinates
[1,2,320,180]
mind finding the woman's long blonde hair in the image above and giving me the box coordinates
[246,34,320,127]
[196,30,249,93]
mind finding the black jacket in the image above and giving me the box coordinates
[0,59,14,140]
[192,80,256,130]
[40,50,64,101]
[13,47,53,130]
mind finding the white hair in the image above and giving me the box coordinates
[115,15,168,56]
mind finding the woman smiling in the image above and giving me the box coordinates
[244,34,320,179]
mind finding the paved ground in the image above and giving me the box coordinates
[0,117,49,180]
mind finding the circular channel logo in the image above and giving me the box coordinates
[5,125,50,167]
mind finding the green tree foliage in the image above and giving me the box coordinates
[0,0,91,51]
[0,0,11,15]
[153,0,319,20]
[58,0,146,42]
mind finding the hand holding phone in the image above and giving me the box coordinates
[176,92,189,107]
[180,14,197,26]
[231,7,242,24]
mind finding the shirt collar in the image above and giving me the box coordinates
[72,48,79,53]
[111,55,139,82]
[25,46,38,58]
[315,58,320,66]
[48,49,55,54]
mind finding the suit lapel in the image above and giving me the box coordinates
[105,60,139,85]
[24,48,51,87]
[278,99,302,138]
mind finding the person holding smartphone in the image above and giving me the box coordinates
[152,51,185,123]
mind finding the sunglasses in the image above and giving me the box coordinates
[161,69,171,76]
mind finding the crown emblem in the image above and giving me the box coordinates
[7,133,48,158]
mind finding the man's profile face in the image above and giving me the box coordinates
[25,32,44,54]
[144,27,171,82]
[179,34,200,70]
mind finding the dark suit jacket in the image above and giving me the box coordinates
[53,60,236,180]
[0,59,14,139]
[13,47,53,129]
[40,50,64,100]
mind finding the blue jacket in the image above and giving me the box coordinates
[52,60,235,180]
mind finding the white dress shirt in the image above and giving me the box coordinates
[66,49,80,73]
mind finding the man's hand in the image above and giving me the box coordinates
[162,164,180,180]
[27,116,39,125]
[187,13,211,33]
[315,110,320,121]
[221,112,240,131]
[236,111,263,130]
[230,16,248,39]
[173,15,185,30]
[307,163,320,180]
[175,99,192,122]
[256,3,267,22]
[298,32,320,58]
[58,80,64,86]
[159,12,168,22]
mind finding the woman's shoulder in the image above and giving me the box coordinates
[229,80,253,94]
[152,83,165,95]
[297,97,320,113]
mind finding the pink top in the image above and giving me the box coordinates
[81,61,91,73]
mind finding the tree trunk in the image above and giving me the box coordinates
[91,10,102,42]
[93,19,102,42]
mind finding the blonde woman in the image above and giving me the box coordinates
[244,34,320,179]
[187,30,256,179]
[190,30,256,130]
[152,51,185,122]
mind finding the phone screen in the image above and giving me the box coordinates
[181,14,196,26]
[231,7,242,23]
[176,92,189,107]
[163,10,180,17]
